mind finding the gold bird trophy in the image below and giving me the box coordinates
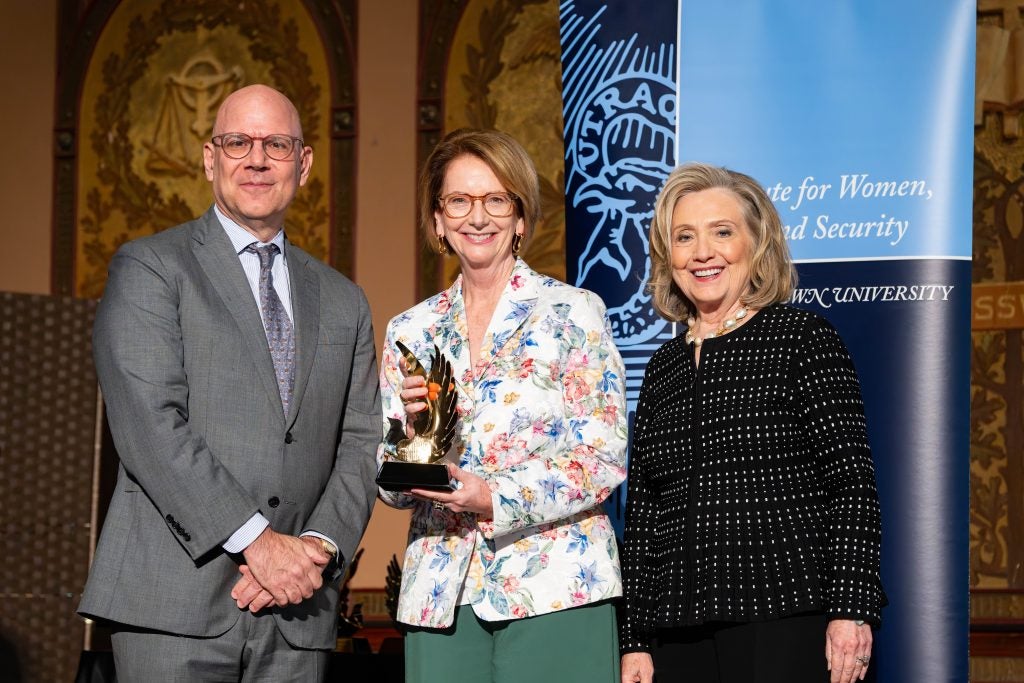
[375,341,459,491]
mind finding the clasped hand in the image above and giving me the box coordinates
[230,528,330,613]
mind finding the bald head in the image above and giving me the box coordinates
[213,84,303,140]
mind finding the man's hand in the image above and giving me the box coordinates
[300,535,336,565]
[241,528,330,607]
[231,565,275,613]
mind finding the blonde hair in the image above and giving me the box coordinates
[418,128,542,253]
[648,162,796,321]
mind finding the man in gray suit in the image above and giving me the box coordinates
[79,84,379,681]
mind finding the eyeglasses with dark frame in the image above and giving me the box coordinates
[438,192,518,219]
[211,133,305,161]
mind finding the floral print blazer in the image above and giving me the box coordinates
[377,259,628,628]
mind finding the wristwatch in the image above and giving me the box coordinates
[317,540,337,561]
[318,538,339,575]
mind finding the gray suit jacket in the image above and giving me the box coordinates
[79,208,379,649]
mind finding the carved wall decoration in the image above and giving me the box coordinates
[418,0,565,298]
[53,0,356,298]
[973,0,1024,591]
[972,2,1024,679]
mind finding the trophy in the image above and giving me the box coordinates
[375,341,459,491]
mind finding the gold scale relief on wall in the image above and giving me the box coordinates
[74,0,333,299]
[423,0,566,294]
[972,1,1024,596]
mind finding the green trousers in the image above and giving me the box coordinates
[404,601,619,683]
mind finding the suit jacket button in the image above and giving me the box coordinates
[166,514,174,523]
[268,496,280,508]
[284,432,293,444]
[183,533,191,541]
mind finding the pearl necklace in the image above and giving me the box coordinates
[685,306,749,347]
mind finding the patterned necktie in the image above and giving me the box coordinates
[245,243,295,416]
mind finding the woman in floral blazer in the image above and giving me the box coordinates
[377,129,627,683]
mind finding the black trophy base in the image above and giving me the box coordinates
[376,460,453,491]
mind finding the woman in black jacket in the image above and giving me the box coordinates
[619,163,885,683]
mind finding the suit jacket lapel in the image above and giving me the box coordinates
[478,259,538,373]
[285,243,319,427]
[191,209,284,422]
[415,278,471,395]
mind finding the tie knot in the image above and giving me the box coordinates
[245,243,280,269]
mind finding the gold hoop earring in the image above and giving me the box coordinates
[511,232,523,255]
[437,235,449,255]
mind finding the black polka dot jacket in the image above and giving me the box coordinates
[619,304,886,654]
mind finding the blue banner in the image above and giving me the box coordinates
[560,1,974,681]
[677,1,974,262]
[560,0,679,529]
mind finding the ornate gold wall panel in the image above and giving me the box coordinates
[418,0,565,298]
[53,0,357,298]
[972,1,1024,674]
[973,2,1024,592]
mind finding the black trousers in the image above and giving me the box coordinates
[652,613,829,683]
